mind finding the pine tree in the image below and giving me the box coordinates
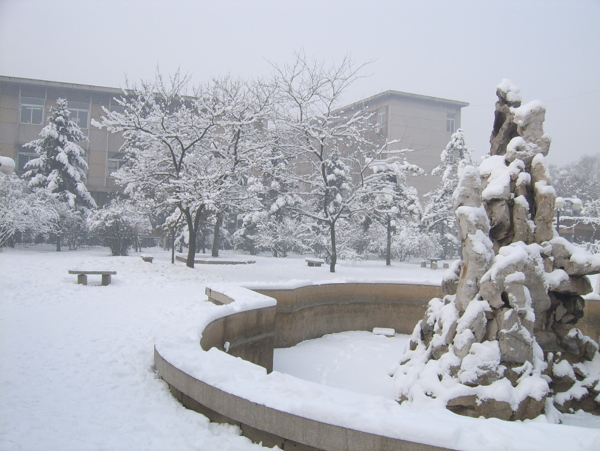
[422,129,472,258]
[23,98,96,250]
[361,160,423,265]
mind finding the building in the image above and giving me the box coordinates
[336,90,469,195]
[0,75,126,206]
[0,76,469,204]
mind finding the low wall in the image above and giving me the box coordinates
[156,281,448,450]
[582,296,600,343]
[200,305,276,372]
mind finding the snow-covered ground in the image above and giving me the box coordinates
[1,245,599,450]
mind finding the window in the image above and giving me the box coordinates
[20,96,45,124]
[17,148,37,173]
[109,101,125,115]
[447,149,460,164]
[107,159,121,175]
[446,112,456,133]
[107,155,125,176]
[68,100,90,128]
[376,107,387,132]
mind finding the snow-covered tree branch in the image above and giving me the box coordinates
[94,71,273,267]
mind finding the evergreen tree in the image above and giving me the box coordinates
[422,129,472,258]
[235,151,305,256]
[361,160,422,265]
[23,99,96,250]
[549,154,600,250]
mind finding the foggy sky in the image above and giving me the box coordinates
[1,0,599,166]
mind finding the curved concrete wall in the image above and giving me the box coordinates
[156,281,449,450]
[155,281,600,450]
[254,283,442,348]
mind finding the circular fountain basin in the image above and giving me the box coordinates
[154,280,600,450]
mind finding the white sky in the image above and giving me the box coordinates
[1,0,599,165]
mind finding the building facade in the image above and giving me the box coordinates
[0,76,469,204]
[337,90,469,195]
[0,76,126,206]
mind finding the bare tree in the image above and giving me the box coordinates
[94,72,272,268]
[270,53,384,272]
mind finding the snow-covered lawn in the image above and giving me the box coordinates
[1,245,599,450]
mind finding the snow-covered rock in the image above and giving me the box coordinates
[394,81,600,421]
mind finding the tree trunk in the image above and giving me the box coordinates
[211,213,222,258]
[183,206,204,269]
[386,214,392,266]
[171,229,175,264]
[56,234,62,252]
[435,221,442,259]
[329,221,337,273]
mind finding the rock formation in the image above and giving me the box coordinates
[394,80,600,421]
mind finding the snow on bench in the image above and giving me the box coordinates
[68,270,117,286]
[141,254,154,263]
[305,258,325,267]
[372,327,395,337]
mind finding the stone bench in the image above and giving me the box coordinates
[305,258,324,267]
[68,270,117,286]
[426,257,441,269]
[141,254,154,263]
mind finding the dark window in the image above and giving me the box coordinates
[20,96,45,124]
[17,148,37,173]
[68,100,90,128]
[109,101,125,114]
[446,113,456,133]
[376,107,387,133]
[107,152,126,176]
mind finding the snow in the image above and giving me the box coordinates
[497,79,522,103]
[552,359,575,379]
[1,245,599,451]
[479,155,510,200]
[0,156,15,175]
[512,101,546,127]
[274,331,408,399]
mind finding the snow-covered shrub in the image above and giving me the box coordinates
[252,216,309,257]
[392,223,441,261]
[583,240,600,254]
[57,206,90,250]
[88,200,150,256]
[0,174,58,248]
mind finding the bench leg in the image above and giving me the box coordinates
[77,274,87,285]
[101,274,111,286]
